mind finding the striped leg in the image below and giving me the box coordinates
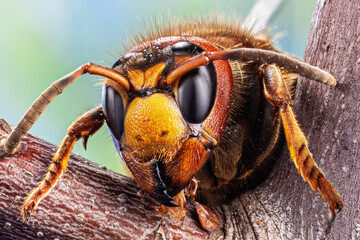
[259,64,343,215]
[20,106,105,221]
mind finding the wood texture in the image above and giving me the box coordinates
[218,0,359,239]
[294,0,360,238]
[218,0,360,239]
[1,0,359,239]
[0,121,213,239]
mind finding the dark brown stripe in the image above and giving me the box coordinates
[303,156,310,168]
[33,189,43,198]
[48,169,59,178]
[44,179,52,188]
[301,156,312,178]
[52,161,62,169]
[52,83,62,94]
[309,166,319,182]
[41,93,51,103]
[309,166,315,177]
[298,144,306,156]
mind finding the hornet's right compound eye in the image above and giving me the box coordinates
[102,85,125,140]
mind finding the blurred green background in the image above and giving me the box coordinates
[0,0,316,175]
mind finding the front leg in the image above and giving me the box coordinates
[20,106,105,220]
[258,64,343,215]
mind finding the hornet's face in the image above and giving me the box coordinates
[101,37,232,206]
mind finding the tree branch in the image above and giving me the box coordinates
[0,120,214,239]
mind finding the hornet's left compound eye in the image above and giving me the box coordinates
[102,85,125,140]
[177,65,217,124]
[172,41,217,124]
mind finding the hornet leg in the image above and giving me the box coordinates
[20,106,105,220]
[258,64,343,216]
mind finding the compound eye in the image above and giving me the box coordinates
[102,85,125,140]
[177,64,217,124]
[111,57,124,69]
[171,41,202,56]
[171,41,217,123]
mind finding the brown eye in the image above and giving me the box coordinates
[102,85,125,140]
[177,64,217,124]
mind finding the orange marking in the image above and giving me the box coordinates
[144,63,166,88]
[128,69,144,91]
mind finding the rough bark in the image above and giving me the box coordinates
[294,0,360,238]
[0,121,211,240]
[219,0,359,239]
[1,0,359,239]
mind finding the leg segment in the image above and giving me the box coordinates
[259,64,343,215]
[185,177,198,203]
[195,202,220,232]
[20,106,105,220]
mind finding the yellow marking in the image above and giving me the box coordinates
[124,93,188,160]
[128,69,144,91]
[144,63,166,88]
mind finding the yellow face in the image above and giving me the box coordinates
[124,93,190,162]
